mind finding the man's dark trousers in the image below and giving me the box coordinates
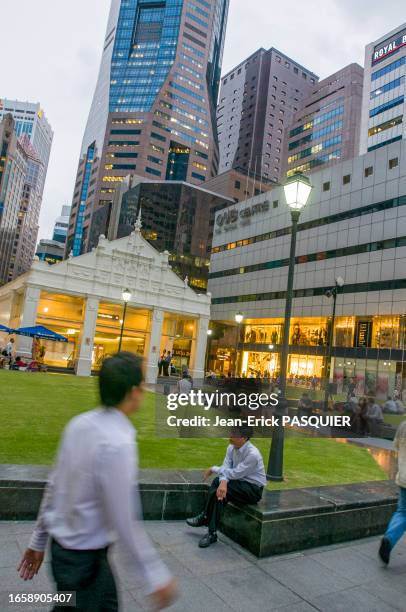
[50,539,118,611]
[205,477,263,533]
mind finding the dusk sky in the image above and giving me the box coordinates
[1,0,404,237]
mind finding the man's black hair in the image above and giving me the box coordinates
[230,425,253,440]
[99,352,143,408]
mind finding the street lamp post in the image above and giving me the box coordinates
[118,288,132,352]
[267,173,312,481]
[323,277,344,412]
[234,312,244,376]
[205,329,213,377]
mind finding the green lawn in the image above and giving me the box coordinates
[0,370,387,490]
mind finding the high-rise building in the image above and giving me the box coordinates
[283,64,364,177]
[360,24,406,154]
[216,48,318,184]
[0,99,53,192]
[0,115,29,284]
[67,0,230,257]
[0,99,53,282]
[52,205,71,243]
[36,205,71,264]
[89,175,233,290]
[9,135,44,280]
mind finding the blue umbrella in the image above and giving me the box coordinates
[0,324,13,333]
[14,325,68,343]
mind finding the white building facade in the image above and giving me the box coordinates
[0,225,210,382]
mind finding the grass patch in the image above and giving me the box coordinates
[0,370,387,490]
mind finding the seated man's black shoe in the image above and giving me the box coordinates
[198,532,218,548]
[378,537,392,565]
[186,512,206,528]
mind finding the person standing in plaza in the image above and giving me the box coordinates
[163,350,172,376]
[379,420,406,565]
[17,352,178,610]
[158,349,166,376]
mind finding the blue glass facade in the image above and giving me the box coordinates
[110,0,183,112]
[72,142,95,256]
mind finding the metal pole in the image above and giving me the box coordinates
[267,209,300,481]
[205,335,211,377]
[235,323,240,376]
[323,286,338,412]
[118,301,127,352]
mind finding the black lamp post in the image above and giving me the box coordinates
[205,328,213,376]
[267,173,312,481]
[234,312,243,376]
[118,288,132,352]
[323,277,344,412]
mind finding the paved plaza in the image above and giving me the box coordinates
[1,521,406,612]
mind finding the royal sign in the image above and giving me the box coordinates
[372,28,406,64]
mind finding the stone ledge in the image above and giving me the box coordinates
[220,480,398,557]
[0,466,398,558]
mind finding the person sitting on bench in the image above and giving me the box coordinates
[186,425,266,548]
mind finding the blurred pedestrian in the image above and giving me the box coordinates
[379,421,406,565]
[18,352,178,610]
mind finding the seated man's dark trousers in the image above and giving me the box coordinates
[50,539,118,611]
[205,476,263,532]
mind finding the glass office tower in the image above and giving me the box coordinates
[67,0,229,256]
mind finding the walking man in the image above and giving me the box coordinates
[379,419,406,565]
[186,426,266,548]
[18,352,178,610]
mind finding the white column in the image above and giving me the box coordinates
[16,286,41,358]
[76,296,100,377]
[190,316,209,380]
[145,308,164,384]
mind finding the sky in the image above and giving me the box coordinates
[0,0,405,238]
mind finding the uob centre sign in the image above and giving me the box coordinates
[216,201,270,230]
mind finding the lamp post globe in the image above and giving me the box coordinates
[122,288,132,303]
[267,173,312,481]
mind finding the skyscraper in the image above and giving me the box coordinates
[283,64,364,177]
[0,99,53,193]
[0,99,53,283]
[36,205,71,264]
[216,48,318,184]
[359,23,406,154]
[67,0,230,257]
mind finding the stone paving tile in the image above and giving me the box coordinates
[308,585,399,612]
[361,578,406,611]
[308,546,403,585]
[200,565,301,611]
[273,602,319,612]
[168,533,252,577]
[259,555,353,600]
[0,538,23,569]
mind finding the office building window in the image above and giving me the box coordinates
[389,157,399,169]
[365,166,373,177]
[343,174,351,185]
[323,181,330,192]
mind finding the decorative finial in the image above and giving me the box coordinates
[134,207,142,232]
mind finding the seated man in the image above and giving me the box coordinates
[186,426,266,548]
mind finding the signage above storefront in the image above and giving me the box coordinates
[216,201,270,228]
[372,28,406,65]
